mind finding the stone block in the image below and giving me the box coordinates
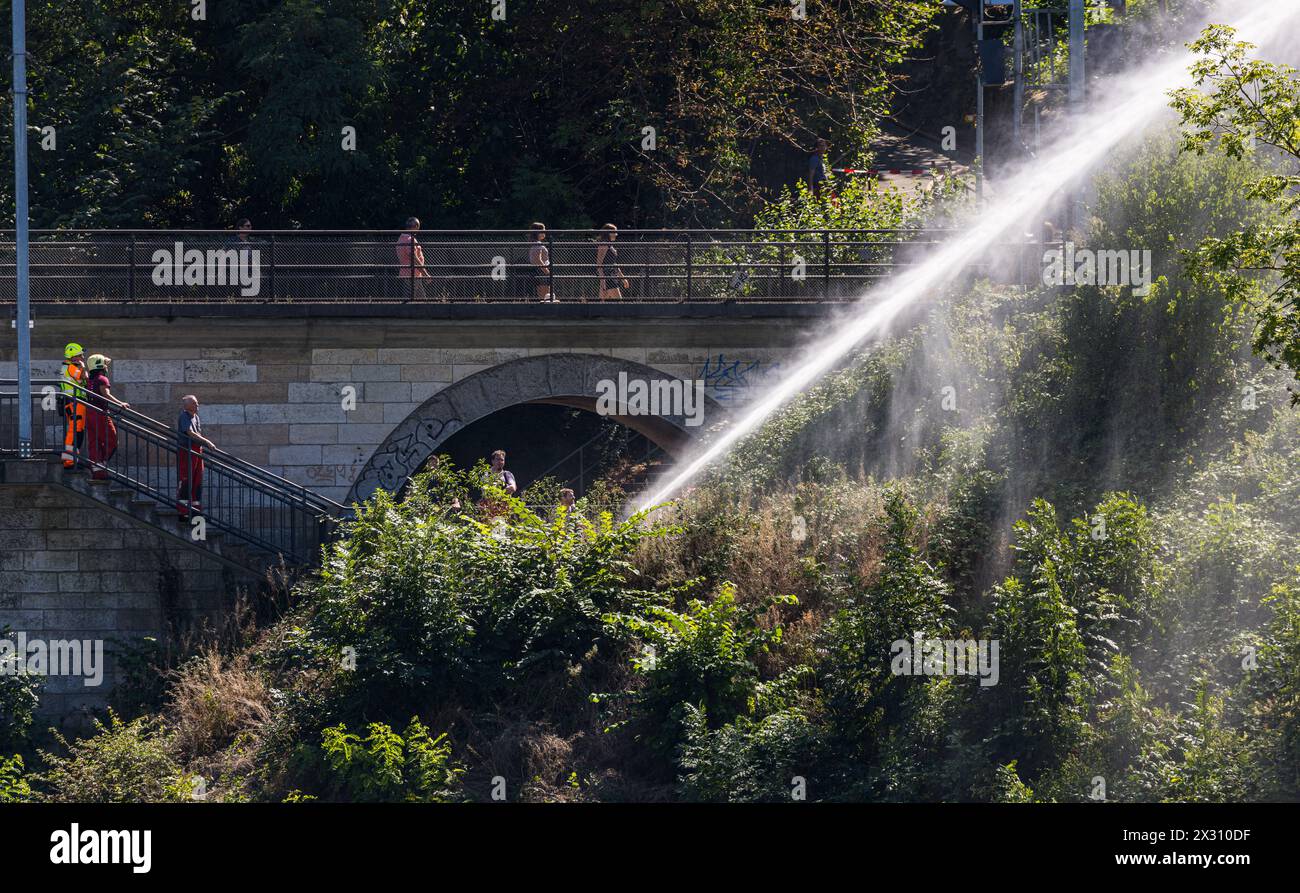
[245,403,346,424]
[336,424,396,444]
[0,530,46,551]
[184,359,258,383]
[0,610,44,630]
[290,424,339,445]
[255,364,309,382]
[409,381,447,403]
[321,444,371,465]
[119,383,171,404]
[288,382,348,403]
[269,444,323,465]
[444,348,497,364]
[20,592,84,610]
[383,402,422,424]
[451,364,490,381]
[350,365,402,382]
[189,382,286,403]
[1,571,62,593]
[197,403,246,424]
[377,348,444,364]
[312,348,377,364]
[41,609,117,631]
[211,423,289,446]
[401,364,454,382]
[309,364,352,383]
[113,359,186,383]
[25,552,79,572]
[115,592,161,610]
[363,382,412,403]
[344,403,384,423]
[59,573,102,593]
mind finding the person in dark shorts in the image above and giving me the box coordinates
[596,223,628,300]
[527,222,553,301]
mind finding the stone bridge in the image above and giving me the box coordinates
[5,304,825,503]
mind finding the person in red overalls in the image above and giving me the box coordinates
[176,394,216,519]
[84,354,129,480]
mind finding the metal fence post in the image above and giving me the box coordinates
[268,234,276,302]
[408,234,416,302]
[778,239,786,299]
[128,233,136,301]
[823,230,831,298]
[685,233,693,301]
[546,232,554,300]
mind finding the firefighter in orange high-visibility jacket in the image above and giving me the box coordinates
[59,342,89,468]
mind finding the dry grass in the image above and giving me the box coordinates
[165,649,271,762]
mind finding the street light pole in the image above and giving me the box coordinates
[11,0,32,456]
[1012,0,1023,151]
[1068,0,1086,232]
[975,9,984,204]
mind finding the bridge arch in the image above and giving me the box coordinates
[347,353,716,503]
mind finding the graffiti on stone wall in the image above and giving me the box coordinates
[696,354,782,406]
[350,414,460,501]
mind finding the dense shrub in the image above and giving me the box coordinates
[305,474,669,716]
[36,711,193,803]
[0,626,41,753]
[601,582,796,761]
[313,717,464,803]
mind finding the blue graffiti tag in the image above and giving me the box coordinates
[696,353,781,405]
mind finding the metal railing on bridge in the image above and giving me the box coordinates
[0,380,348,565]
[0,229,1052,304]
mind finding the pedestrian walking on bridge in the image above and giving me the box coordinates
[396,216,431,300]
[596,224,628,300]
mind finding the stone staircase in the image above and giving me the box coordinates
[3,457,290,578]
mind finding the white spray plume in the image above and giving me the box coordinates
[638,0,1300,513]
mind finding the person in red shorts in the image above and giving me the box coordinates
[84,354,130,480]
[176,394,216,520]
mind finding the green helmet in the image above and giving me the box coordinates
[64,342,84,359]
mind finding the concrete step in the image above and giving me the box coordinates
[43,456,304,577]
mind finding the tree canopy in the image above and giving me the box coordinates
[0,0,937,229]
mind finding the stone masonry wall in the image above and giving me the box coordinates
[0,483,257,729]
[3,316,798,503]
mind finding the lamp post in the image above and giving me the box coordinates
[1068,0,1086,232]
[11,0,32,456]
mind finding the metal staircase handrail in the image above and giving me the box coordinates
[0,386,344,564]
[2,379,348,516]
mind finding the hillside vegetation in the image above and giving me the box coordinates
[4,118,1297,803]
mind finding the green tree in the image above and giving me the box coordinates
[1172,25,1300,403]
